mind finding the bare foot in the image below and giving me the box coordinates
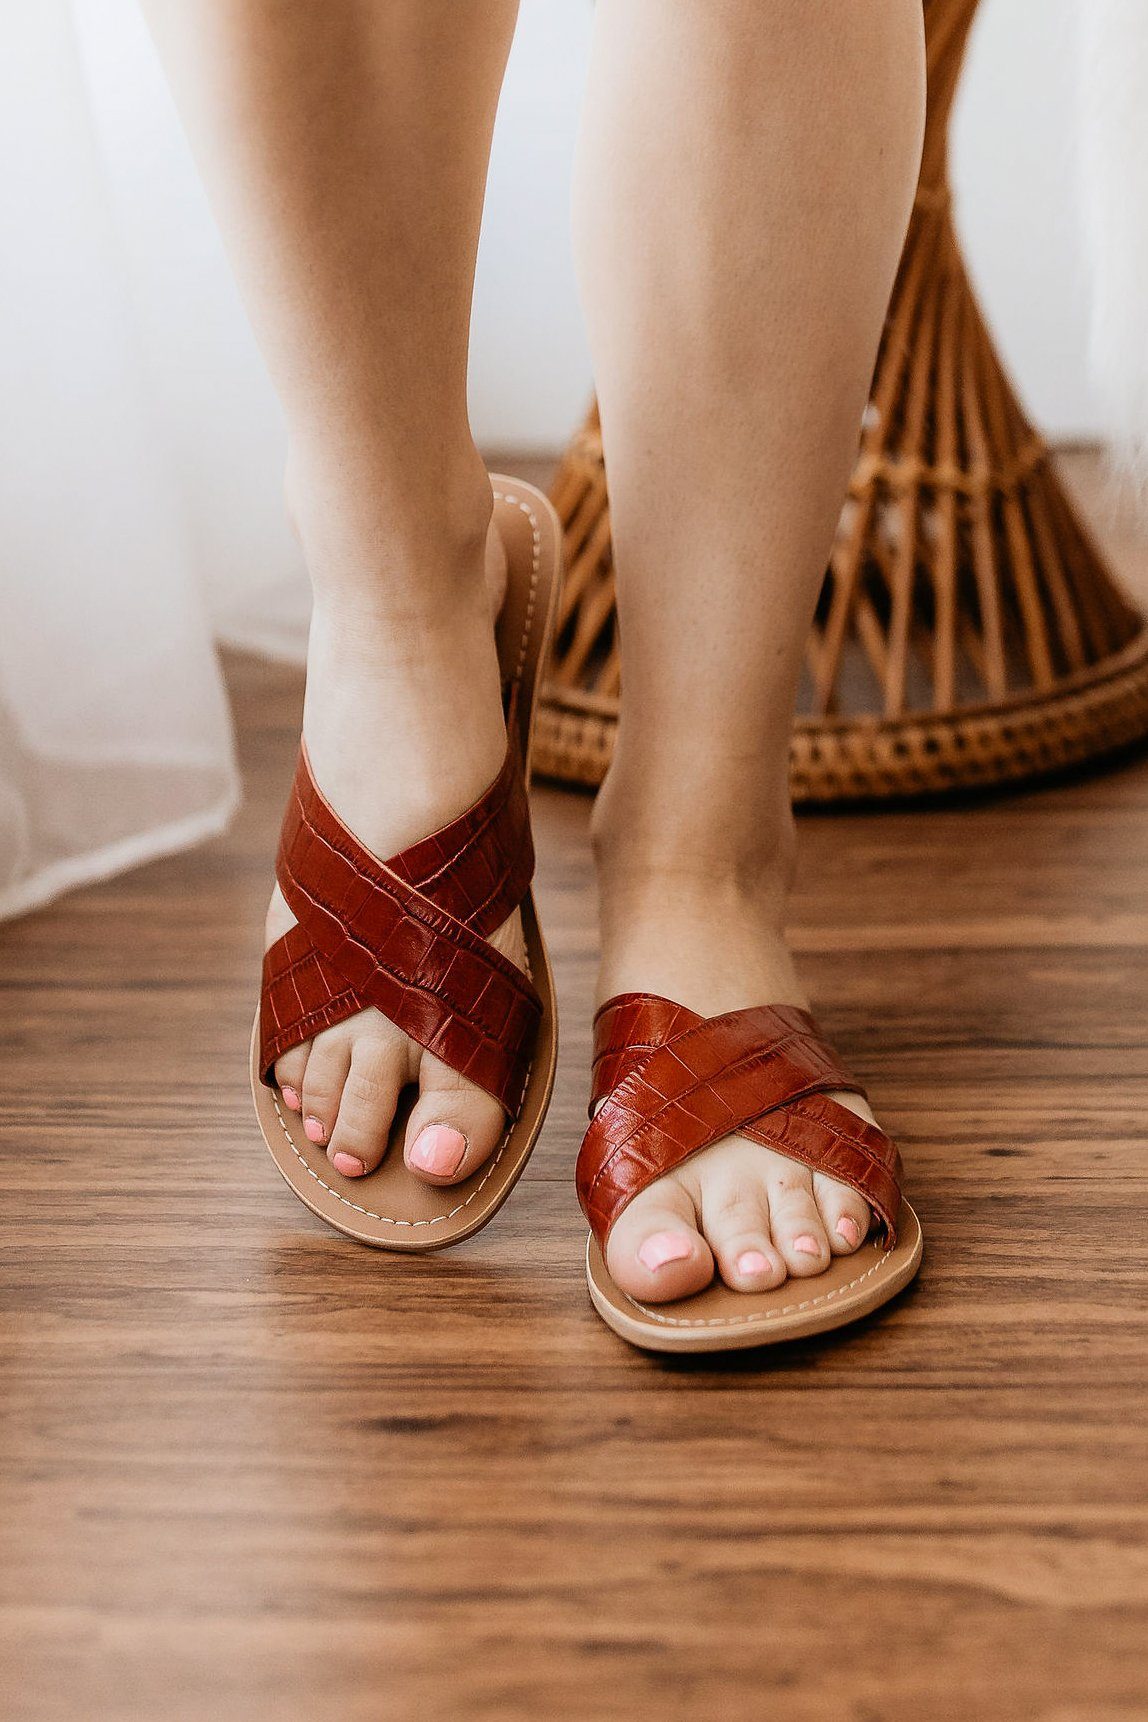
[594,857,877,1304]
[267,508,525,1187]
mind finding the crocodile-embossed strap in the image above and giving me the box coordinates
[258,741,542,1118]
[577,992,903,1247]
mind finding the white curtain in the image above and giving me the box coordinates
[0,0,309,919]
[1,0,1144,921]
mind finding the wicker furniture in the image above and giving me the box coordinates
[536,0,1148,800]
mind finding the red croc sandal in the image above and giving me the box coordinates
[577,994,923,1351]
[250,476,561,1250]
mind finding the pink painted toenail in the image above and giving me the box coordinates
[792,1234,821,1256]
[332,1152,365,1178]
[409,1125,467,1177]
[637,1232,693,1272]
[737,1250,771,1277]
[836,1216,861,1248]
[304,1116,326,1146]
[280,1086,300,1112]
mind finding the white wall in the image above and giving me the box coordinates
[953,0,1097,439]
[469,3,594,450]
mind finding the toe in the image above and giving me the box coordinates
[300,1032,353,1154]
[326,1035,406,1177]
[699,1162,787,1292]
[605,1180,714,1304]
[766,1162,832,1277]
[813,1172,872,1255]
[274,1043,309,1113]
[403,1051,508,1186]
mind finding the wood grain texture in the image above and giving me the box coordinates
[2,458,1147,1722]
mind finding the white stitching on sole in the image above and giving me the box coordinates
[492,488,542,689]
[266,480,545,1230]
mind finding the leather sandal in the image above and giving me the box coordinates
[577,994,923,1351]
[250,476,561,1250]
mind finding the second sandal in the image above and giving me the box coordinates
[576,993,923,1352]
[250,476,561,1250]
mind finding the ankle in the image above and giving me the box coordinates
[595,862,795,966]
[592,770,804,1012]
[591,766,798,912]
[300,572,509,855]
[284,440,495,617]
[593,854,806,1017]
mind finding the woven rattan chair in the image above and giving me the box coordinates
[536,0,1148,801]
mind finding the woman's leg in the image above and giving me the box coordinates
[143,0,523,1182]
[573,0,925,1299]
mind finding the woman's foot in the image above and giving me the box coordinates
[267,484,524,1188]
[594,826,877,1305]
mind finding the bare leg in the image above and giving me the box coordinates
[143,0,523,1183]
[573,0,925,1299]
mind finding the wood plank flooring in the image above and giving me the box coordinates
[1,455,1147,1721]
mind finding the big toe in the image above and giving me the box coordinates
[605,1182,714,1304]
[403,1051,508,1186]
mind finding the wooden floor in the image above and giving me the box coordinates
[3,456,1148,1721]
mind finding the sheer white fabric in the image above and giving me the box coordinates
[0,2,317,920]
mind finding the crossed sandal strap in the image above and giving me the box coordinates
[577,991,904,1248]
[258,741,542,1118]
